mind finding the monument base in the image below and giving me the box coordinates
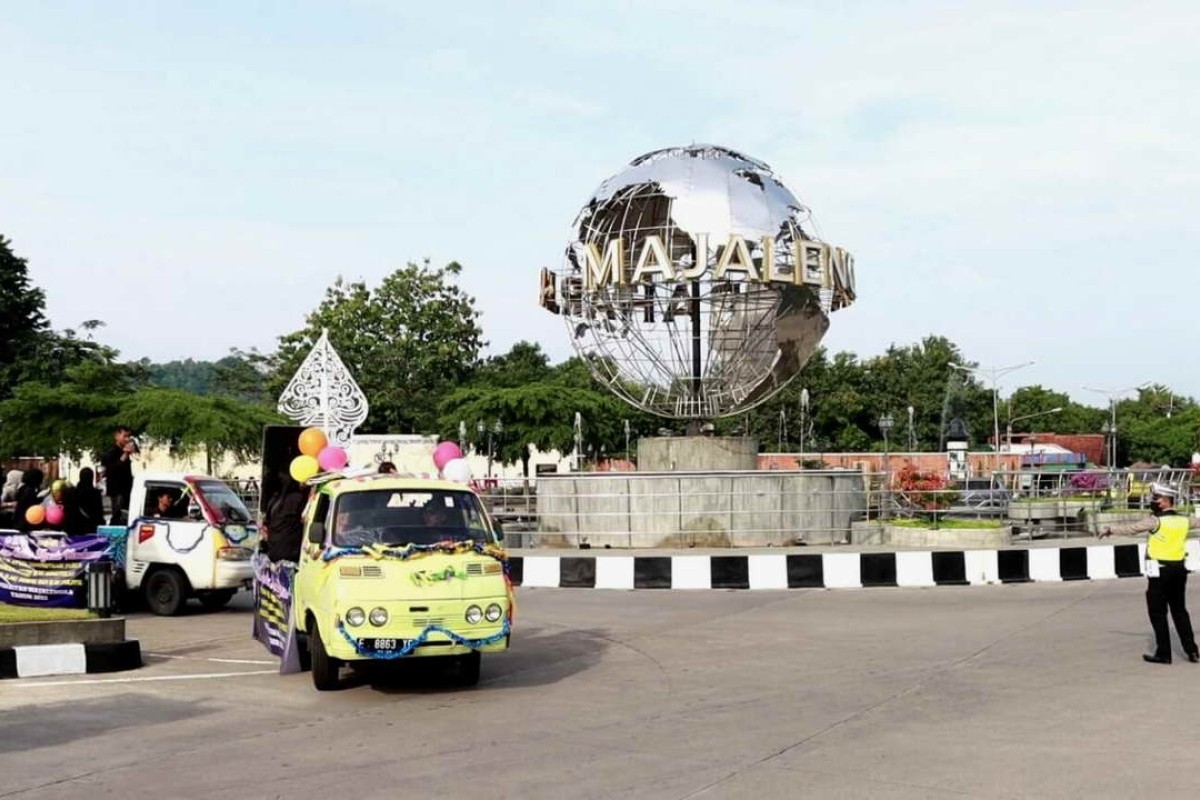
[637,436,757,471]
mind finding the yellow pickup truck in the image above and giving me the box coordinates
[292,474,512,691]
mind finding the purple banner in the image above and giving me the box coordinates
[0,534,114,608]
[251,554,302,673]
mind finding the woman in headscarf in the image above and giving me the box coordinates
[0,469,22,526]
[74,468,105,534]
[14,469,44,532]
[264,473,308,563]
[1,470,21,503]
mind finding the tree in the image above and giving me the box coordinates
[470,341,554,389]
[1006,385,1104,440]
[269,262,484,434]
[119,389,282,471]
[0,361,281,465]
[0,235,49,398]
[439,349,660,467]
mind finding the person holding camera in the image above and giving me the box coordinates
[100,425,138,525]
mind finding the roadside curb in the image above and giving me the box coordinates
[508,541,1199,590]
[0,639,142,679]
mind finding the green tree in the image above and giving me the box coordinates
[269,262,484,434]
[1005,385,1104,440]
[119,388,282,471]
[212,350,272,405]
[469,341,554,389]
[0,235,49,398]
[0,360,281,464]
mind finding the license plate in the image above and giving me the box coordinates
[362,638,406,651]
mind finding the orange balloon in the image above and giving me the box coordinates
[25,505,46,526]
[298,427,328,457]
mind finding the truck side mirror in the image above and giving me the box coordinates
[493,521,504,542]
[308,522,326,545]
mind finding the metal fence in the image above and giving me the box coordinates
[475,468,1198,549]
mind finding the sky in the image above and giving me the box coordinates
[3,1,1198,405]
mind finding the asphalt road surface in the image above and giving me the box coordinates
[2,580,1197,799]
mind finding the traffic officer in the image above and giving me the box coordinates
[1102,483,1200,664]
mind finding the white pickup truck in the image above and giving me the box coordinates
[107,472,259,615]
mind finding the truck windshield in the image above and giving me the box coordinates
[332,489,492,548]
[194,480,253,525]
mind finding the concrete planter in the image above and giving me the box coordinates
[1009,499,1098,521]
[850,520,1010,548]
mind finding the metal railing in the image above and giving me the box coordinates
[476,468,1197,549]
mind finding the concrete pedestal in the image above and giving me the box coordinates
[637,436,757,472]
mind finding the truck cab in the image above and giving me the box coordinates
[122,472,258,615]
[293,474,511,691]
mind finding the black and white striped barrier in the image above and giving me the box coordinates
[0,640,141,680]
[507,542,1200,590]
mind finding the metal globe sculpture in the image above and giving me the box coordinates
[539,144,856,419]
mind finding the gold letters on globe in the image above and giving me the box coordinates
[577,233,855,295]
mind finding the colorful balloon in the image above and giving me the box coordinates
[298,427,329,457]
[25,505,45,526]
[317,446,349,472]
[432,441,464,471]
[290,454,320,483]
[442,458,472,484]
[44,504,65,527]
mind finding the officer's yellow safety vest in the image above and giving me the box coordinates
[1148,515,1189,562]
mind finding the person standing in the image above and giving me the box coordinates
[264,474,308,563]
[13,469,44,532]
[100,426,137,524]
[74,468,105,534]
[1102,482,1200,664]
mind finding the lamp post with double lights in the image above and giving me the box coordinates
[475,419,504,478]
[1084,384,1148,468]
[950,361,1034,471]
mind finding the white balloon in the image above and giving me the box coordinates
[442,458,473,484]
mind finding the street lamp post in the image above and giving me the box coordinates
[950,361,1034,471]
[906,405,916,452]
[1005,407,1063,451]
[1084,384,1148,468]
[799,388,810,458]
[624,419,631,461]
[879,413,894,519]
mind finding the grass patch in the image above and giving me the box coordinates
[890,518,1006,530]
[0,603,94,623]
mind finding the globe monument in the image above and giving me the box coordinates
[535,145,865,547]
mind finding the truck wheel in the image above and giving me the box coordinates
[199,590,235,611]
[144,569,188,616]
[309,622,341,691]
[452,650,481,687]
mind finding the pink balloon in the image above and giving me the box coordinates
[432,441,463,471]
[44,504,65,527]
[317,446,349,472]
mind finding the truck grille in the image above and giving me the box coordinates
[412,617,445,628]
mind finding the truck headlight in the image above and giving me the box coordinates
[345,607,366,627]
[484,603,503,622]
[369,607,388,627]
[465,605,483,624]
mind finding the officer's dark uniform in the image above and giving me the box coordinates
[1105,484,1199,664]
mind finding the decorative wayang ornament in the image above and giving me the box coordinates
[277,329,369,448]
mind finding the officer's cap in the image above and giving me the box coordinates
[1150,482,1178,499]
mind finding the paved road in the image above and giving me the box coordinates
[1,580,1197,799]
